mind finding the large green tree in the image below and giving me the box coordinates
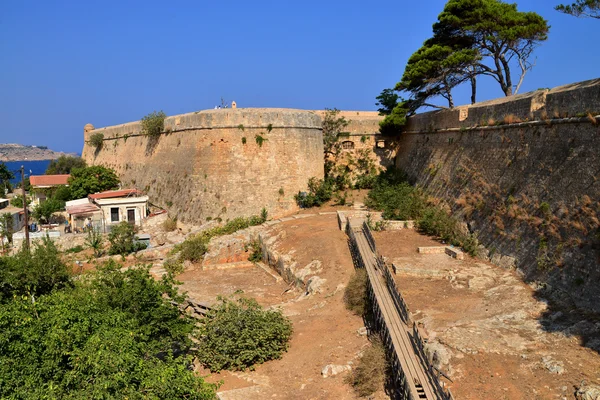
[397,40,479,108]
[433,0,549,96]
[45,155,87,175]
[0,163,14,194]
[68,165,120,199]
[32,198,64,224]
[556,1,600,18]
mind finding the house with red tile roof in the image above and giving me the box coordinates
[29,174,70,205]
[66,189,148,232]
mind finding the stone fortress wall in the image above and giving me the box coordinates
[82,108,323,224]
[396,78,600,312]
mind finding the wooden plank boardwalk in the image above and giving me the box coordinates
[346,218,453,400]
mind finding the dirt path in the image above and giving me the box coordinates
[177,214,387,400]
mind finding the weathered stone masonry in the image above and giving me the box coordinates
[396,78,600,313]
[82,108,324,224]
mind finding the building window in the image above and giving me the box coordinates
[376,140,386,149]
[111,208,119,222]
[341,140,355,150]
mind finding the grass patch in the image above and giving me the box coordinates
[163,216,178,232]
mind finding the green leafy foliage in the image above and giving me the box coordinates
[196,297,293,372]
[141,110,167,137]
[0,162,15,193]
[52,184,72,202]
[0,260,217,399]
[344,269,368,315]
[0,237,69,302]
[375,88,400,115]
[379,101,411,136]
[0,212,14,247]
[10,194,31,208]
[246,240,262,262]
[432,0,549,97]
[89,132,104,149]
[294,177,334,208]
[68,165,120,199]
[108,222,146,256]
[366,169,478,255]
[85,227,104,257]
[255,134,267,147]
[322,108,350,179]
[556,0,600,18]
[32,198,64,224]
[175,214,267,263]
[45,156,87,175]
[163,257,185,276]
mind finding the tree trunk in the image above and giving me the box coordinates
[470,74,477,104]
[500,55,513,96]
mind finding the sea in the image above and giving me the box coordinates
[4,160,52,185]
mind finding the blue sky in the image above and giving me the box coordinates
[0,0,598,153]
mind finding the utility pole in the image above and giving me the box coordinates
[20,166,29,251]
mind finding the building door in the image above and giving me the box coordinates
[127,209,135,225]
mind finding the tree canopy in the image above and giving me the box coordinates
[556,0,600,18]
[392,0,549,114]
[32,198,64,224]
[68,165,120,199]
[0,163,14,193]
[433,0,549,97]
[45,155,87,175]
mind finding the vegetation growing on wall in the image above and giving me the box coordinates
[141,110,167,137]
[89,132,104,150]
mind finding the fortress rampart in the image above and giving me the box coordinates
[396,78,600,312]
[82,108,323,223]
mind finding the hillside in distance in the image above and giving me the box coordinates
[0,143,77,161]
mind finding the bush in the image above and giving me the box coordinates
[246,240,262,262]
[365,170,427,220]
[196,297,293,372]
[0,261,217,399]
[175,213,267,263]
[108,222,146,256]
[10,194,31,208]
[46,155,87,175]
[0,237,70,302]
[85,228,104,258]
[346,338,387,397]
[163,216,178,232]
[89,132,104,149]
[141,110,166,137]
[417,206,478,256]
[344,269,368,316]
[294,177,334,208]
[32,198,64,224]
[163,257,185,276]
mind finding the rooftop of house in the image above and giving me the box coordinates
[30,174,70,187]
[88,189,143,200]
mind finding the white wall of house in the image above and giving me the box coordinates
[95,196,149,227]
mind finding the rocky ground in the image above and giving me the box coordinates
[54,206,600,400]
[374,229,600,400]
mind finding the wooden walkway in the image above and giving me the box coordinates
[346,218,453,400]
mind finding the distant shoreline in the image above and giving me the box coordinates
[0,144,77,162]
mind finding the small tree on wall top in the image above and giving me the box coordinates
[141,111,167,137]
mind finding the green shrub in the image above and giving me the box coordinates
[176,235,208,263]
[10,194,31,208]
[0,237,69,302]
[175,214,267,263]
[344,269,368,315]
[246,240,262,263]
[346,337,387,397]
[89,132,104,149]
[141,110,166,137]
[294,177,334,208]
[255,134,267,147]
[196,297,293,372]
[85,228,104,258]
[108,222,146,256]
[163,257,185,276]
[0,261,216,399]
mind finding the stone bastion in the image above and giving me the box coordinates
[82,108,324,224]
